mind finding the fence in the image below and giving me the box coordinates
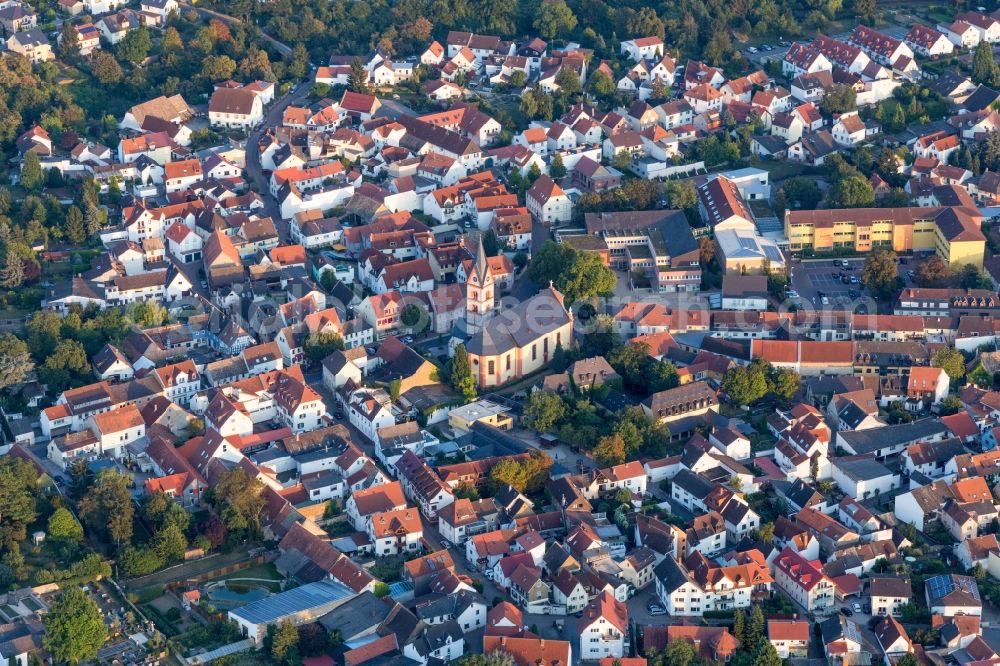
[182,638,256,665]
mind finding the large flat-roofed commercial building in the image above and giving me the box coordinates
[784,205,984,268]
[228,580,355,643]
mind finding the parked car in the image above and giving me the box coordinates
[841,275,852,284]
[402,335,414,344]
[853,603,863,614]
[747,46,758,53]
[785,289,800,299]
[821,296,830,305]
[841,607,853,616]
[863,603,872,614]
[850,275,859,284]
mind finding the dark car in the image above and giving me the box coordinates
[900,257,908,265]
[841,275,852,284]
[841,607,853,616]
[832,272,841,279]
[863,603,872,614]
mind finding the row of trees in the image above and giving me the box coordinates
[238,0,846,75]
[522,388,673,465]
[720,358,800,407]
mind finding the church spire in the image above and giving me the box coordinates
[474,236,489,284]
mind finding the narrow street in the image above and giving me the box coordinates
[245,83,312,242]
[175,1,292,56]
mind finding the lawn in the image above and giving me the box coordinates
[208,562,284,591]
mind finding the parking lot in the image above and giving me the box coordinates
[788,255,930,313]
[789,258,870,311]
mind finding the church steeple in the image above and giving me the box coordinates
[466,239,494,334]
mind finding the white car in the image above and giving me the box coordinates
[785,289,799,299]
[821,296,830,305]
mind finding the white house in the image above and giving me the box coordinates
[620,37,664,62]
[577,591,628,661]
[209,88,264,130]
[526,175,571,225]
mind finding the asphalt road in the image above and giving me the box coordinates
[245,83,312,241]
[176,1,292,57]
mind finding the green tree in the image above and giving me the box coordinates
[212,467,266,538]
[401,303,425,328]
[973,41,999,86]
[0,333,33,390]
[489,450,553,493]
[43,587,106,665]
[528,241,616,303]
[826,175,875,208]
[534,0,577,40]
[143,492,189,533]
[555,67,581,96]
[0,250,24,289]
[758,522,775,542]
[594,433,626,467]
[20,150,43,192]
[48,507,83,542]
[938,395,964,416]
[153,523,187,563]
[372,581,390,598]
[0,457,38,545]
[664,638,696,666]
[549,153,567,179]
[861,248,899,300]
[522,391,567,432]
[748,604,766,647]
[271,620,300,666]
[958,263,991,290]
[453,482,480,500]
[721,362,769,406]
[751,636,782,666]
[201,55,237,82]
[64,205,86,244]
[349,57,370,94]
[118,27,151,63]
[303,331,345,364]
[933,346,966,383]
[457,652,517,666]
[821,84,857,114]
[450,344,477,401]
[769,367,800,402]
[587,70,616,102]
[59,22,80,60]
[319,271,337,292]
[733,608,747,647]
[78,470,133,547]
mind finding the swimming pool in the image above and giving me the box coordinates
[203,582,270,608]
